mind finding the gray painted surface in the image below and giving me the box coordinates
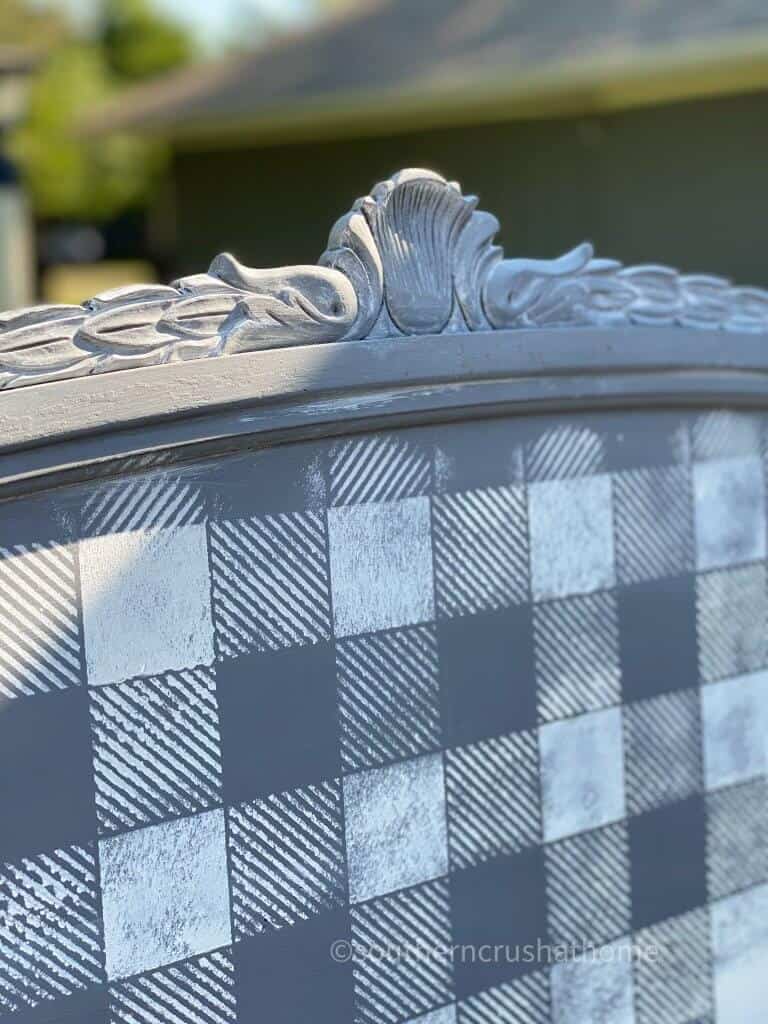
[1,407,768,1022]
[4,325,768,493]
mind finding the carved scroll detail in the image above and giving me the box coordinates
[2,168,768,390]
[483,244,768,331]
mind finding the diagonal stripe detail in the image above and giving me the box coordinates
[228,780,346,938]
[89,666,223,834]
[525,424,605,482]
[329,434,431,506]
[209,512,331,657]
[691,410,761,461]
[432,486,528,618]
[533,592,620,723]
[108,948,236,1024]
[623,689,702,814]
[613,465,693,584]
[634,908,713,1024]
[446,731,540,868]
[458,969,550,1024]
[0,844,103,1014]
[337,625,441,772]
[706,779,768,900]
[696,563,768,683]
[351,878,453,1024]
[82,472,203,536]
[0,542,82,701]
[545,822,631,947]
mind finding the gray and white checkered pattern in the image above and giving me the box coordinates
[2,408,768,1023]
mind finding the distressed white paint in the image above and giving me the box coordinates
[79,524,215,687]
[327,497,435,637]
[701,670,768,790]
[711,882,768,1023]
[343,752,448,903]
[550,938,635,1024]
[528,474,615,601]
[694,456,766,571]
[539,707,626,843]
[100,809,231,980]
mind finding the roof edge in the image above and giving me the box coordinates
[82,29,768,145]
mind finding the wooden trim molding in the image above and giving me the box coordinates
[2,168,768,492]
[3,168,768,392]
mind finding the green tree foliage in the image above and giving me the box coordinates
[101,0,194,81]
[10,0,195,221]
[12,44,157,220]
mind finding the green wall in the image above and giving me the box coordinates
[168,89,768,288]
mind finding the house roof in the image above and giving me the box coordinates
[85,0,768,145]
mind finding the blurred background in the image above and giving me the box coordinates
[3,0,768,307]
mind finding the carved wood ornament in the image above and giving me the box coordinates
[3,168,768,391]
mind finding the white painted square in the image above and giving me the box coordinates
[550,938,635,1024]
[529,475,615,601]
[694,456,766,571]
[328,497,435,638]
[343,753,448,903]
[80,525,214,687]
[100,809,231,980]
[702,671,768,790]
[540,707,626,842]
[711,882,768,1024]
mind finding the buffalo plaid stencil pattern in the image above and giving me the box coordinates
[2,408,768,1023]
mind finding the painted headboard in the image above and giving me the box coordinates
[1,169,767,1024]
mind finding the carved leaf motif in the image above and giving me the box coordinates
[727,288,768,332]
[210,253,358,349]
[359,169,476,335]
[678,275,730,329]
[454,209,501,331]
[616,266,680,324]
[320,209,383,341]
[0,305,90,388]
[577,272,637,326]
[219,287,355,351]
[0,251,360,388]
[2,167,768,391]
[484,244,599,327]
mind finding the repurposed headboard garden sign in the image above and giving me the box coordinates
[1,169,767,1024]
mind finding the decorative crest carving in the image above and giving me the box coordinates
[2,167,768,390]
